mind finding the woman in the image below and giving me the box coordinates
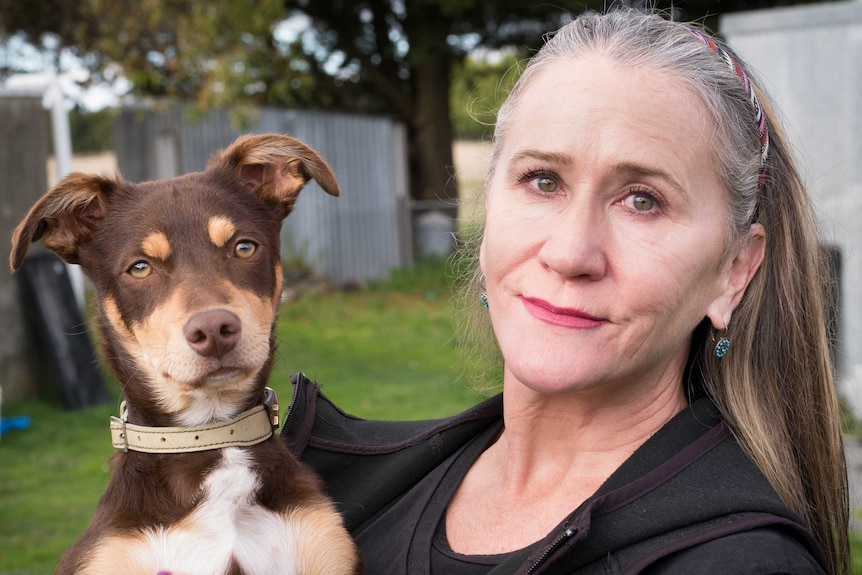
[283,9,849,574]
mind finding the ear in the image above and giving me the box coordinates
[706,223,766,329]
[9,173,115,271]
[209,133,340,219]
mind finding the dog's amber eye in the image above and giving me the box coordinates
[129,261,153,278]
[234,241,256,259]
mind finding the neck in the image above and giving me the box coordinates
[494,371,688,491]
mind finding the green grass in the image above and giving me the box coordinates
[0,261,485,574]
[0,399,117,573]
[854,531,862,574]
[275,281,483,419]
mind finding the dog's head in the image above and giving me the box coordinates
[9,134,339,425]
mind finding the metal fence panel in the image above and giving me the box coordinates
[115,106,410,284]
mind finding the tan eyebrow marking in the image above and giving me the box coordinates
[141,231,172,260]
[208,215,236,248]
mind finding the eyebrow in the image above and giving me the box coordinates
[510,149,574,167]
[613,162,687,196]
[509,149,687,196]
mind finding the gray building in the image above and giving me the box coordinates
[721,1,862,413]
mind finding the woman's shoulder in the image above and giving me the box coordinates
[646,527,826,574]
[280,373,503,530]
[281,372,502,455]
[539,399,828,574]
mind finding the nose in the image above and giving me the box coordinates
[184,309,242,358]
[537,205,608,280]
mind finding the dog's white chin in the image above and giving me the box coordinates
[153,367,265,426]
[171,389,253,426]
[199,366,249,388]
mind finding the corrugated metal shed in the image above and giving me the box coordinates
[114,105,411,284]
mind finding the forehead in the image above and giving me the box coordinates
[95,173,277,253]
[502,55,718,183]
[109,174,256,227]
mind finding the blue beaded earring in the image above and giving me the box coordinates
[480,292,489,309]
[714,335,731,359]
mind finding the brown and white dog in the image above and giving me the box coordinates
[9,134,362,575]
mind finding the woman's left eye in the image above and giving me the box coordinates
[234,241,257,259]
[623,189,662,213]
[631,194,655,211]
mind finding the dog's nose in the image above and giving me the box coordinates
[184,310,242,358]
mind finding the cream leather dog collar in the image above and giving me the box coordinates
[110,388,279,453]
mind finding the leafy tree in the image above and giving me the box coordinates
[278,1,597,203]
[0,0,826,201]
[1,0,588,202]
[451,50,521,140]
[69,106,115,153]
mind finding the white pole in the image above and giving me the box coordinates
[47,76,85,312]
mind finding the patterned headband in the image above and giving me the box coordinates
[690,30,770,196]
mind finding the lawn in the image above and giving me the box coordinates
[0,261,486,574]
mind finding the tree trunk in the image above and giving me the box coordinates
[403,0,458,206]
[409,56,458,205]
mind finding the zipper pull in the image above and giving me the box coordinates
[522,525,579,575]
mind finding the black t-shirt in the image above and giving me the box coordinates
[431,515,519,574]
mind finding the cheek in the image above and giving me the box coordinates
[481,209,537,284]
[621,241,726,332]
[102,295,136,344]
[480,235,511,288]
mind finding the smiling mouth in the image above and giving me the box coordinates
[520,296,607,329]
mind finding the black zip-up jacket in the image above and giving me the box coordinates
[281,373,827,574]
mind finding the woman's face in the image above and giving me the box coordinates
[481,54,763,399]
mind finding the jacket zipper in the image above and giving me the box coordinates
[522,526,579,575]
[281,374,305,436]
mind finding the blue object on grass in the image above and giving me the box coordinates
[0,415,31,435]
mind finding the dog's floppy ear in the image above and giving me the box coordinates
[9,173,116,271]
[210,133,340,219]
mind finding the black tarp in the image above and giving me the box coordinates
[17,253,108,410]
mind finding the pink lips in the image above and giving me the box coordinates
[520,296,606,329]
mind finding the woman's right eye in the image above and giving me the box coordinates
[530,175,559,194]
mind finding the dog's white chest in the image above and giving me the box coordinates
[128,448,302,574]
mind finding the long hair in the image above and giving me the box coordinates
[454,9,849,573]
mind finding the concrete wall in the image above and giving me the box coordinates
[721,2,862,412]
[0,94,50,401]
